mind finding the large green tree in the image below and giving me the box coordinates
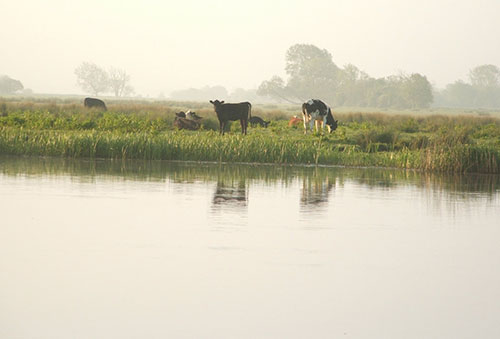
[401,73,433,109]
[258,43,436,109]
[285,44,340,102]
[258,44,340,103]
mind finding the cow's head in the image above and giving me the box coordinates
[326,119,338,133]
[209,100,225,107]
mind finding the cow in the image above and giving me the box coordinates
[249,116,270,128]
[175,111,186,118]
[173,116,200,130]
[288,116,303,127]
[84,97,107,111]
[185,110,202,121]
[209,100,252,135]
[301,99,338,134]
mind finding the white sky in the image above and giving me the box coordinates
[2,0,499,96]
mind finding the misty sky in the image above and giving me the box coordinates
[2,0,499,96]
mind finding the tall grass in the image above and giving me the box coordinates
[1,127,498,173]
[0,98,499,173]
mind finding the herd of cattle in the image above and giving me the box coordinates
[83,97,338,135]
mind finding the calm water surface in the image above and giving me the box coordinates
[1,156,499,339]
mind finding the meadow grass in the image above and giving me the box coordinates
[0,98,499,173]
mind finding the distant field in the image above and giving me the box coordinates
[1,97,499,173]
[2,95,500,118]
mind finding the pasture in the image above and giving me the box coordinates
[0,97,499,173]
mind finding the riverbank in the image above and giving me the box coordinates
[1,127,498,173]
[0,102,499,173]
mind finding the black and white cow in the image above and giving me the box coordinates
[185,110,202,121]
[209,100,252,135]
[301,99,338,134]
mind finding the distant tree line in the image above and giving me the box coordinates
[74,62,134,97]
[169,86,268,103]
[0,75,24,94]
[257,44,434,109]
[434,64,500,109]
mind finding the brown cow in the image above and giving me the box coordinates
[174,117,200,130]
[288,116,303,127]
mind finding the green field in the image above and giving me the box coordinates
[1,98,499,173]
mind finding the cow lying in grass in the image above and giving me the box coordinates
[209,100,252,135]
[302,99,338,134]
[186,110,202,121]
[174,116,200,130]
[288,116,303,127]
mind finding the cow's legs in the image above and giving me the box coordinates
[220,121,225,135]
[240,119,246,135]
[303,114,309,134]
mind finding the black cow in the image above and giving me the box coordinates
[301,99,338,134]
[209,100,252,135]
[84,97,107,111]
[249,116,270,128]
[175,111,186,118]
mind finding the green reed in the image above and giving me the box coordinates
[0,101,499,173]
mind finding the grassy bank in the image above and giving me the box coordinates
[0,99,499,173]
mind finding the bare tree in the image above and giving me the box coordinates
[108,67,134,97]
[74,62,109,95]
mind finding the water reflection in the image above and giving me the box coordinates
[0,156,498,205]
[213,180,248,206]
[2,156,500,339]
[300,170,335,207]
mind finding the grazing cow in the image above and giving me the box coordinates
[84,97,107,111]
[288,116,303,127]
[175,111,186,118]
[249,116,270,128]
[186,110,202,121]
[301,99,338,134]
[174,117,200,130]
[209,100,252,135]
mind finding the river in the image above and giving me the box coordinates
[1,156,499,339]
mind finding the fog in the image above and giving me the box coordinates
[2,0,500,97]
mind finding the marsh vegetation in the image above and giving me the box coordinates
[0,98,499,173]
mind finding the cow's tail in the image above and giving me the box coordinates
[247,102,252,119]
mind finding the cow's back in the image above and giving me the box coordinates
[84,97,107,110]
[216,102,251,119]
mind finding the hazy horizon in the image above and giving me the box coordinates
[2,0,500,97]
